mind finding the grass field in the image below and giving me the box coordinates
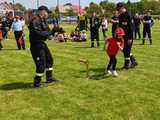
[0,21,160,120]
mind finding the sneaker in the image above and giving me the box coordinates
[112,70,118,77]
[104,70,112,76]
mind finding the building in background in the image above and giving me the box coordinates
[0,2,14,16]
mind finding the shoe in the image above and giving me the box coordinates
[34,76,41,88]
[112,70,118,77]
[104,70,112,76]
[130,62,138,68]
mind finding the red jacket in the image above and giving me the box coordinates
[105,37,124,56]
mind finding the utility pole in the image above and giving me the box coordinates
[12,0,15,17]
[37,0,39,9]
[57,0,60,19]
[79,0,81,14]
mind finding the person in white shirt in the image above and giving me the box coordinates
[12,16,25,50]
[81,30,87,41]
[101,17,108,39]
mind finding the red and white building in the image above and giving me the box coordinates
[51,4,85,14]
[0,2,14,15]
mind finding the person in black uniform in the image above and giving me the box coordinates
[1,18,10,40]
[90,12,101,48]
[28,6,57,88]
[111,11,119,37]
[142,11,153,45]
[53,16,59,26]
[117,2,138,69]
[133,13,141,40]
[77,14,88,31]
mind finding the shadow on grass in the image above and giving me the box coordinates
[80,68,107,80]
[0,82,33,91]
[74,46,91,49]
[1,49,18,51]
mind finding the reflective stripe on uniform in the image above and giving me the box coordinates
[36,73,44,77]
[125,57,130,60]
[46,68,53,71]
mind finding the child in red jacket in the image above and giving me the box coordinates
[104,27,125,76]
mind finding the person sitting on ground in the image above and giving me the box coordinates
[80,30,87,42]
[53,26,68,42]
[104,27,125,77]
[70,28,81,42]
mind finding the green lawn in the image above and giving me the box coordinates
[0,21,160,120]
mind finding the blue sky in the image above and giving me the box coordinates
[3,0,140,9]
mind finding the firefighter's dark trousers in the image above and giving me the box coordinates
[30,43,53,78]
[143,27,152,45]
[91,28,100,47]
[123,38,137,68]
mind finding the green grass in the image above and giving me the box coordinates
[0,21,160,120]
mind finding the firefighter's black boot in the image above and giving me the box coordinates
[0,43,3,50]
[123,59,130,69]
[149,38,152,45]
[130,55,138,68]
[97,42,100,48]
[34,76,42,88]
[91,41,94,48]
[46,70,58,83]
[142,39,145,45]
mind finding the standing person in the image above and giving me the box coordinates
[77,14,88,31]
[90,12,101,48]
[53,16,59,26]
[111,11,119,37]
[133,13,141,40]
[101,16,108,39]
[104,27,124,77]
[117,2,138,69]
[142,11,153,45]
[20,16,26,50]
[28,6,57,88]
[12,16,25,50]
[0,17,3,50]
[1,17,10,40]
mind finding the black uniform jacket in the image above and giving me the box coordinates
[118,11,133,40]
[28,15,53,45]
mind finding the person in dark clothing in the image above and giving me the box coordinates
[117,2,138,69]
[90,12,101,48]
[28,6,57,88]
[133,13,141,40]
[0,18,3,50]
[111,11,119,37]
[53,17,59,26]
[142,11,153,45]
[1,18,10,40]
[77,14,88,31]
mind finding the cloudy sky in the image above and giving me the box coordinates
[2,0,140,9]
